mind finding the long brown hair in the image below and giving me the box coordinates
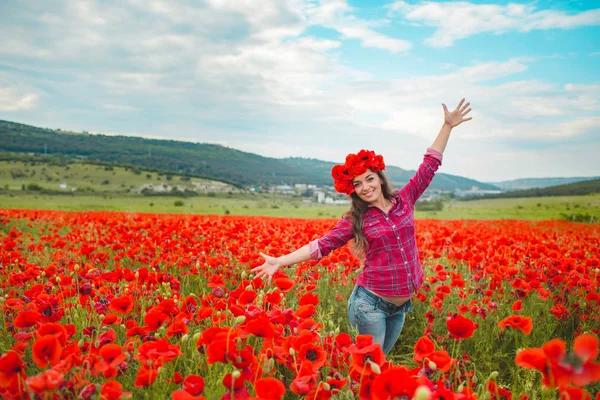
[343,170,395,260]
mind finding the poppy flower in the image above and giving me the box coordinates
[413,336,435,362]
[100,380,131,400]
[109,295,134,314]
[14,310,42,329]
[255,377,286,400]
[446,314,477,340]
[297,343,326,371]
[351,343,385,375]
[498,315,533,335]
[99,344,127,367]
[0,351,25,389]
[135,367,158,387]
[32,334,62,369]
[171,390,206,400]
[370,366,424,400]
[36,323,68,346]
[183,374,205,396]
[429,351,454,373]
[273,278,294,292]
[26,369,64,393]
[245,316,276,339]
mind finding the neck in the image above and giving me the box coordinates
[369,196,389,210]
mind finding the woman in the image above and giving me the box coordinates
[252,99,472,356]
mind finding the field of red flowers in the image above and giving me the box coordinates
[1,208,599,400]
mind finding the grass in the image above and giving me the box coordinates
[0,160,239,194]
[1,192,599,221]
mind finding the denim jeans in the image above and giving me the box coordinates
[347,285,413,356]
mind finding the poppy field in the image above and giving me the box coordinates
[1,208,599,399]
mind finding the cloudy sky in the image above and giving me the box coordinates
[1,0,599,182]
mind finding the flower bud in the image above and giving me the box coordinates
[322,382,331,391]
[289,348,296,357]
[245,285,252,291]
[414,385,432,400]
[488,371,499,381]
[428,360,437,371]
[232,370,241,379]
[368,361,381,374]
[234,316,246,326]
[193,332,201,343]
[181,334,189,344]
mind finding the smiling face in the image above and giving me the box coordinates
[351,169,383,204]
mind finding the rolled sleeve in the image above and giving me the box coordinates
[399,147,443,206]
[310,218,353,260]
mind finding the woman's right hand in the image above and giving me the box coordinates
[251,252,282,285]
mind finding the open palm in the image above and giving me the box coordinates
[443,98,472,128]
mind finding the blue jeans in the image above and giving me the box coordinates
[347,285,413,356]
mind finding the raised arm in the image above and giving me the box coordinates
[430,98,472,154]
[400,98,472,204]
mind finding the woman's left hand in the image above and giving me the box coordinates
[442,98,472,128]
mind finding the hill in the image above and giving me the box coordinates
[487,177,600,190]
[1,119,496,190]
[468,178,600,199]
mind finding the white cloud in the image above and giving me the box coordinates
[388,1,600,47]
[0,87,40,111]
[102,104,140,112]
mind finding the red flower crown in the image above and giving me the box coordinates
[331,150,385,195]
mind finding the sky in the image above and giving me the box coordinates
[0,0,599,183]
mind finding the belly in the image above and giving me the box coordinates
[363,287,411,307]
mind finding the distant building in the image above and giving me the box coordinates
[316,191,325,203]
[295,183,308,190]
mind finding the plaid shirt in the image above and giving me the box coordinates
[309,148,443,296]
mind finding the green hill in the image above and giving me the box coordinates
[470,178,600,199]
[1,119,497,190]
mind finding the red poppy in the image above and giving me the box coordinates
[135,367,158,387]
[32,334,62,369]
[351,343,385,375]
[0,351,25,389]
[100,380,131,400]
[245,316,276,339]
[297,343,326,370]
[446,314,477,340]
[255,377,286,400]
[109,294,134,314]
[413,336,435,362]
[14,310,42,329]
[370,366,424,400]
[429,351,454,373]
[274,278,295,292]
[498,315,533,335]
[172,390,206,400]
[99,343,127,367]
[183,374,205,396]
[36,323,68,346]
[26,369,64,393]
[166,321,189,339]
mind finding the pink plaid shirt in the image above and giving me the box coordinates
[309,148,443,297]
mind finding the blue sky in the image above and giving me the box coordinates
[0,0,599,182]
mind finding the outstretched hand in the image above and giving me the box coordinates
[442,98,472,128]
[250,252,282,285]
